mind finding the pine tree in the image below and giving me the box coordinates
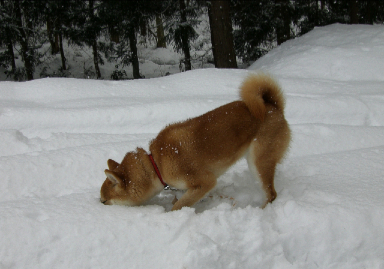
[0,0,16,77]
[349,0,359,24]
[275,0,292,45]
[88,0,101,78]
[359,0,384,24]
[163,0,200,71]
[231,0,276,62]
[156,15,166,48]
[67,0,104,79]
[13,0,46,80]
[98,0,154,79]
[208,0,237,68]
[44,0,72,71]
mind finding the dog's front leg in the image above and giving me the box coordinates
[171,174,217,211]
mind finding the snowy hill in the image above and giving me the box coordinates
[251,23,384,82]
[1,24,384,268]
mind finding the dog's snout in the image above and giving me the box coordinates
[100,199,112,205]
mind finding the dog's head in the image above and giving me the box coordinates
[100,159,135,206]
[100,150,157,206]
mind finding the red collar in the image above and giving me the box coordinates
[148,154,168,187]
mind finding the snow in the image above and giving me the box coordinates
[1,23,384,268]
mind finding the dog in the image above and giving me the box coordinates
[100,73,291,210]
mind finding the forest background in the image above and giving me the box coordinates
[1,0,383,82]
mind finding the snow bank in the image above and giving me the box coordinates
[1,24,384,268]
[251,24,384,81]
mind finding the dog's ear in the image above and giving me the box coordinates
[105,169,123,185]
[107,159,120,170]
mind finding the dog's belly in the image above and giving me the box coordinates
[168,180,188,190]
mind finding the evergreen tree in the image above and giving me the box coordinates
[98,0,156,79]
[156,15,166,48]
[208,0,237,68]
[13,0,46,80]
[359,0,384,24]
[43,0,72,71]
[295,0,331,35]
[0,0,16,78]
[349,0,359,24]
[231,0,276,62]
[64,1,100,78]
[163,0,201,71]
[88,0,102,78]
[275,0,293,45]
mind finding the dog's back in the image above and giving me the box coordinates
[150,73,291,209]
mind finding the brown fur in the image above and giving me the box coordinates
[100,73,291,210]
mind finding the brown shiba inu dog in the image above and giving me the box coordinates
[100,74,291,210]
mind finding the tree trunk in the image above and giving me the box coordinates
[55,16,66,71]
[365,0,372,24]
[314,0,319,26]
[49,17,60,55]
[0,0,16,74]
[109,24,120,43]
[276,0,291,45]
[89,0,101,79]
[54,32,60,53]
[47,18,59,54]
[14,0,33,80]
[139,19,147,45]
[59,32,66,70]
[156,15,166,48]
[208,0,237,68]
[362,0,374,24]
[350,0,359,24]
[179,0,191,71]
[140,19,147,36]
[92,39,101,79]
[6,35,16,73]
[128,27,142,79]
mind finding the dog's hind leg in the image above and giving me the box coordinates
[247,142,279,208]
[256,159,278,208]
[171,172,217,211]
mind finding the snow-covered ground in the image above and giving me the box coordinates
[1,23,384,268]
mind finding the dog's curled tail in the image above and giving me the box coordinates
[240,73,285,121]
